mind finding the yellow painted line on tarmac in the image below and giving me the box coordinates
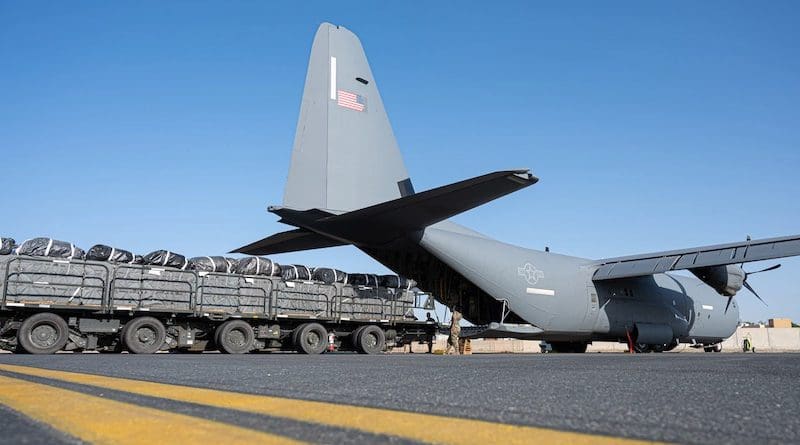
[0,374,303,445]
[0,364,661,445]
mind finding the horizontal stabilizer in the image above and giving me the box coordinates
[274,170,538,246]
[231,229,346,255]
[593,234,800,281]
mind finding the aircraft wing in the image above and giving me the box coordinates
[592,234,800,281]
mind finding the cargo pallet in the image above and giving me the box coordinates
[0,255,437,354]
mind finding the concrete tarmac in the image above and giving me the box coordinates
[0,353,797,444]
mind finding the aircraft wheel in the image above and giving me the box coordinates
[663,339,679,352]
[634,343,651,353]
[295,323,327,354]
[550,341,587,353]
[123,316,166,354]
[216,320,254,354]
[17,313,69,354]
[356,325,386,355]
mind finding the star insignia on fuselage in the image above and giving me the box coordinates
[518,263,544,285]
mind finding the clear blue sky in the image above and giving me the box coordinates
[2,2,798,323]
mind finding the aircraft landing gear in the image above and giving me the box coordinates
[549,341,588,353]
[633,338,678,353]
[634,343,663,353]
[703,343,722,353]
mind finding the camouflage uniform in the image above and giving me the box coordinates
[445,310,462,355]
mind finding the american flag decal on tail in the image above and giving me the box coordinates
[337,90,367,112]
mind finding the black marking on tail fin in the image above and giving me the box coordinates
[398,178,415,197]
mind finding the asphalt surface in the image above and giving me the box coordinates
[0,353,797,444]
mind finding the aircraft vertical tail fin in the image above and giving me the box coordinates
[284,23,412,213]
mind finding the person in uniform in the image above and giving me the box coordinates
[425,312,436,353]
[445,308,462,355]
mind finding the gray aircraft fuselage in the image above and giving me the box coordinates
[416,221,738,344]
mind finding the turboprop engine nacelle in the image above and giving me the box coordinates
[689,264,745,296]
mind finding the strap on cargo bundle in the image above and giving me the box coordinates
[44,239,54,257]
[163,251,171,266]
[207,256,215,271]
[14,238,28,255]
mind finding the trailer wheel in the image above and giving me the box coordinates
[123,317,166,354]
[17,313,69,354]
[350,326,367,349]
[291,323,308,348]
[216,320,254,354]
[295,323,327,355]
[356,325,385,355]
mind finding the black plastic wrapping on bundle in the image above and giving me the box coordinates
[188,256,231,273]
[16,237,85,259]
[378,275,417,290]
[233,257,280,276]
[0,237,15,255]
[142,250,188,269]
[85,244,136,263]
[224,258,238,273]
[348,273,379,287]
[281,265,311,281]
[311,267,348,284]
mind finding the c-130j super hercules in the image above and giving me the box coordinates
[235,23,800,353]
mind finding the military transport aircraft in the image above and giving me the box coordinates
[235,23,800,352]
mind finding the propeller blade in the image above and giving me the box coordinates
[747,264,782,276]
[743,281,768,306]
[724,297,733,314]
